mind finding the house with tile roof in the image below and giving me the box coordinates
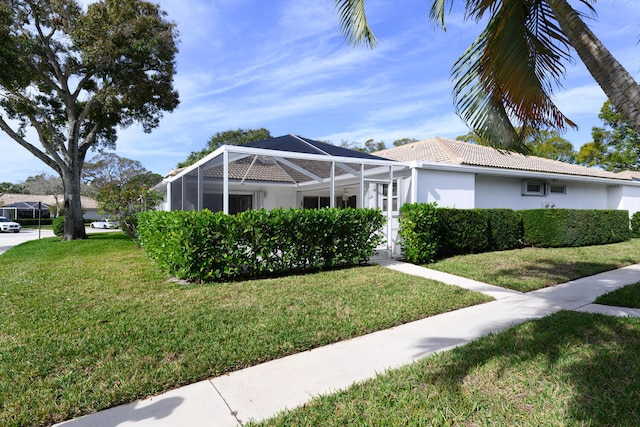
[156,135,640,256]
[372,137,640,216]
[0,193,100,220]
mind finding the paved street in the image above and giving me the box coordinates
[0,226,117,255]
[0,227,55,255]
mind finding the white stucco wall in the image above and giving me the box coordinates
[474,175,609,210]
[413,169,475,208]
[262,190,297,210]
[616,184,640,217]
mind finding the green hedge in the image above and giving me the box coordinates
[486,209,524,250]
[15,218,53,226]
[137,208,385,282]
[631,211,640,238]
[436,209,490,259]
[400,205,628,262]
[521,209,630,247]
[52,216,64,236]
[398,204,523,263]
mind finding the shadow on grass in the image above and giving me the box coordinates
[486,258,637,291]
[87,231,130,241]
[417,311,640,425]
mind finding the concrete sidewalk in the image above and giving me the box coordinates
[57,262,640,427]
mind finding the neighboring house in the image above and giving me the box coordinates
[0,193,100,220]
[155,135,640,256]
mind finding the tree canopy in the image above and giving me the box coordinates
[0,182,25,194]
[177,128,272,168]
[333,0,640,151]
[0,0,179,239]
[457,129,577,163]
[577,100,640,172]
[83,152,161,195]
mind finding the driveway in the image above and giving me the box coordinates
[0,226,118,255]
[0,228,56,255]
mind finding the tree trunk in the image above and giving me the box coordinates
[548,0,640,132]
[61,165,87,241]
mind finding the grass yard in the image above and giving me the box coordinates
[428,239,640,292]
[595,282,640,308]
[253,311,640,427]
[0,233,490,427]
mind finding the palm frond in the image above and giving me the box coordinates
[451,0,577,152]
[334,0,377,48]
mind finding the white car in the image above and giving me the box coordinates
[0,216,21,233]
[90,219,119,229]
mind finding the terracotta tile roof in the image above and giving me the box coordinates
[374,136,625,180]
[199,156,368,184]
[0,193,98,209]
[615,170,640,180]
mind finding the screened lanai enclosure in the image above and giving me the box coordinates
[155,135,409,256]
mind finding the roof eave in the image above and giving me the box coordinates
[411,161,640,186]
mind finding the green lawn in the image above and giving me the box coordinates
[253,311,640,426]
[428,239,640,292]
[595,282,640,308]
[0,233,490,426]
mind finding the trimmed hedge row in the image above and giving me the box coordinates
[137,208,385,282]
[399,203,630,263]
[15,218,53,226]
[521,209,629,247]
[398,204,522,263]
[630,211,640,237]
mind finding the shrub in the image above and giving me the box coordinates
[52,216,65,236]
[631,211,640,237]
[97,183,163,240]
[399,204,523,263]
[435,208,489,258]
[522,209,629,247]
[398,202,439,264]
[15,218,53,226]
[485,209,523,250]
[137,208,385,282]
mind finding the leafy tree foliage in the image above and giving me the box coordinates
[392,138,418,147]
[333,0,640,151]
[526,130,577,163]
[96,178,163,239]
[0,182,25,193]
[178,128,271,168]
[83,152,161,196]
[339,138,386,153]
[577,100,640,172]
[22,173,64,216]
[0,0,179,240]
[337,137,417,152]
[457,130,577,163]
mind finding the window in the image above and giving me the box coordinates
[338,195,357,209]
[549,184,566,194]
[303,196,356,209]
[521,181,546,196]
[203,194,252,214]
[381,182,398,211]
[229,194,252,214]
[303,196,330,209]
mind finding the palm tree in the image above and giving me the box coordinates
[334,0,640,152]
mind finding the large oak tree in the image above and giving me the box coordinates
[334,0,640,153]
[0,0,179,240]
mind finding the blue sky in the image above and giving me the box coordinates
[3,0,640,183]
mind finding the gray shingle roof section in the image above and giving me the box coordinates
[243,134,389,161]
[374,136,627,180]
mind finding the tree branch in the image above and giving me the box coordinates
[0,115,61,174]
